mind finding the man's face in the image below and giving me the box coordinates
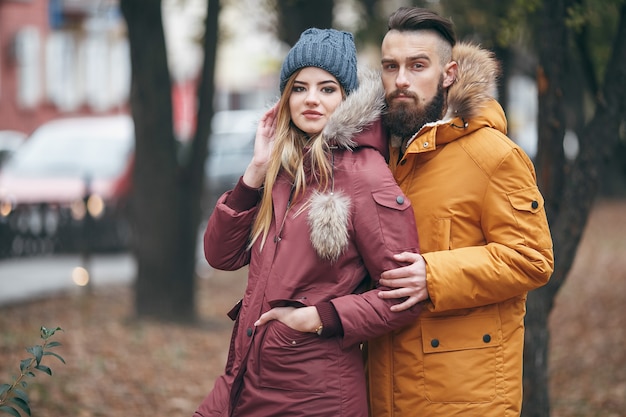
[381,30,455,137]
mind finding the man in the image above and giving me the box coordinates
[369,7,554,417]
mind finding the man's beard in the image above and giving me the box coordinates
[382,79,446,139]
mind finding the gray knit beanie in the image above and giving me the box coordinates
[279,28,358,95]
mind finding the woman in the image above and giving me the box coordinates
[193,28,422,417]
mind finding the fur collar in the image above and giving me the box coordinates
[322,68,386,149]
[444,42,501,122]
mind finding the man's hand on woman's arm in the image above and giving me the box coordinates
[378,252,430,312]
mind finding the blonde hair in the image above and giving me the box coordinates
[250,69,346,249]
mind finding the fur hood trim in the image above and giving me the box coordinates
[322,67,386,149]
[444,42,501,122]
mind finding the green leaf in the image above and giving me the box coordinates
[34,365,51,376]
[45,341,62,349]
[12,389,28,403]
[43,352,66,364]
[40,326,62,340]
[9,397,30,416]
[19,359,32,373]
[26,346,43,365]
[0,405,21,417]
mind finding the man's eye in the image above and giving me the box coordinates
[382,64,397,71]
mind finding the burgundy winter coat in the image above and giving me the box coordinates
[193,71,422,417]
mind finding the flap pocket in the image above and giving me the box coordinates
[507,186,544,214]
[371,186,412,212]
[421,314,501,353]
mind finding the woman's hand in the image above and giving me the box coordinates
[242,103,278,188]
[254,306,321,333]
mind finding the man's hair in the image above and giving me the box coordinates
[387,7,457,48]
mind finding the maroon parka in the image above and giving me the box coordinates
[193,70,422,417]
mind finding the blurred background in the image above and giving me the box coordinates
[0,1,625,416]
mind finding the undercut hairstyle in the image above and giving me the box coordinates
[387,7,457,62]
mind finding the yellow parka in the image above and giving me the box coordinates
[368,43,554,417]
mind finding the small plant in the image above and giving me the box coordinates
[0,326,65,417]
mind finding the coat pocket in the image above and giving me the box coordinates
[371,186,415,251]
[258,320,329,393]
[420,314,502,403]
[507,186,552,249]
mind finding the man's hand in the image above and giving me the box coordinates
[378,252,429,312]
[254,306,321,333]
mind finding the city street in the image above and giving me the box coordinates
[0,252,136,306]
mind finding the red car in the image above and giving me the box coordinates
[0,115,134,257]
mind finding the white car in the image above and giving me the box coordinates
[0,115,134,257]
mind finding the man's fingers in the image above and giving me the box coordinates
[389,296,422,312]
[378,287,410,299]
[393,251,421,263]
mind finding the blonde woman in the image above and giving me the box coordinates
[193,28,422,417]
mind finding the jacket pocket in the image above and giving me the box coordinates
[420,314,502,403]
[371,186,415,251]
[258,320,329,393]
[507,186,552,249]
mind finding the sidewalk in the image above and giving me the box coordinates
[0,253,136,306]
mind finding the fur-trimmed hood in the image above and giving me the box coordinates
[321,68,386,152]
[444,42,501,122]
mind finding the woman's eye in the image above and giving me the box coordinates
[321,87,337,94]
[292,86,305,93]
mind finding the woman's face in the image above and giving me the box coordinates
[288,67,344,135]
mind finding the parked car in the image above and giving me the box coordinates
[202,109,261,212]
[0,130,27,167]
[0,115,134,257]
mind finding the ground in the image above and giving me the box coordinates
[1,199,625,417]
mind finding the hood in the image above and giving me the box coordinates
[444,42,501,122]
[322,68,386,153]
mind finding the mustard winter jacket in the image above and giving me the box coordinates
[367,43,554,417]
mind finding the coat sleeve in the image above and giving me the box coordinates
[330,150,423,347]
[203,188,258,271]
[424,147,554,312]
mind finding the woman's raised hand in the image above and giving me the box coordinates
[242,103,278,188]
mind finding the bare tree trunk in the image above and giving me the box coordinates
[523,2,626,416]
[121,0,220,322]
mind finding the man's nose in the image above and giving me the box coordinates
[395,68,410,89]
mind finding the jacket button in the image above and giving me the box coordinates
[246,328,253,337]
[431,339,440,348]
[531,200,539,209]
[483,334,491,343]
[423,142,429,148]
[396,196,404,205]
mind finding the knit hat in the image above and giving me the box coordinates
[279,28,358,95]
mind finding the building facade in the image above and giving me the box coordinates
[0,0,129,134]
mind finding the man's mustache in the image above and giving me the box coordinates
[387,89,418,102]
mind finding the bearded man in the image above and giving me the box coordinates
[370,7,554,417]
